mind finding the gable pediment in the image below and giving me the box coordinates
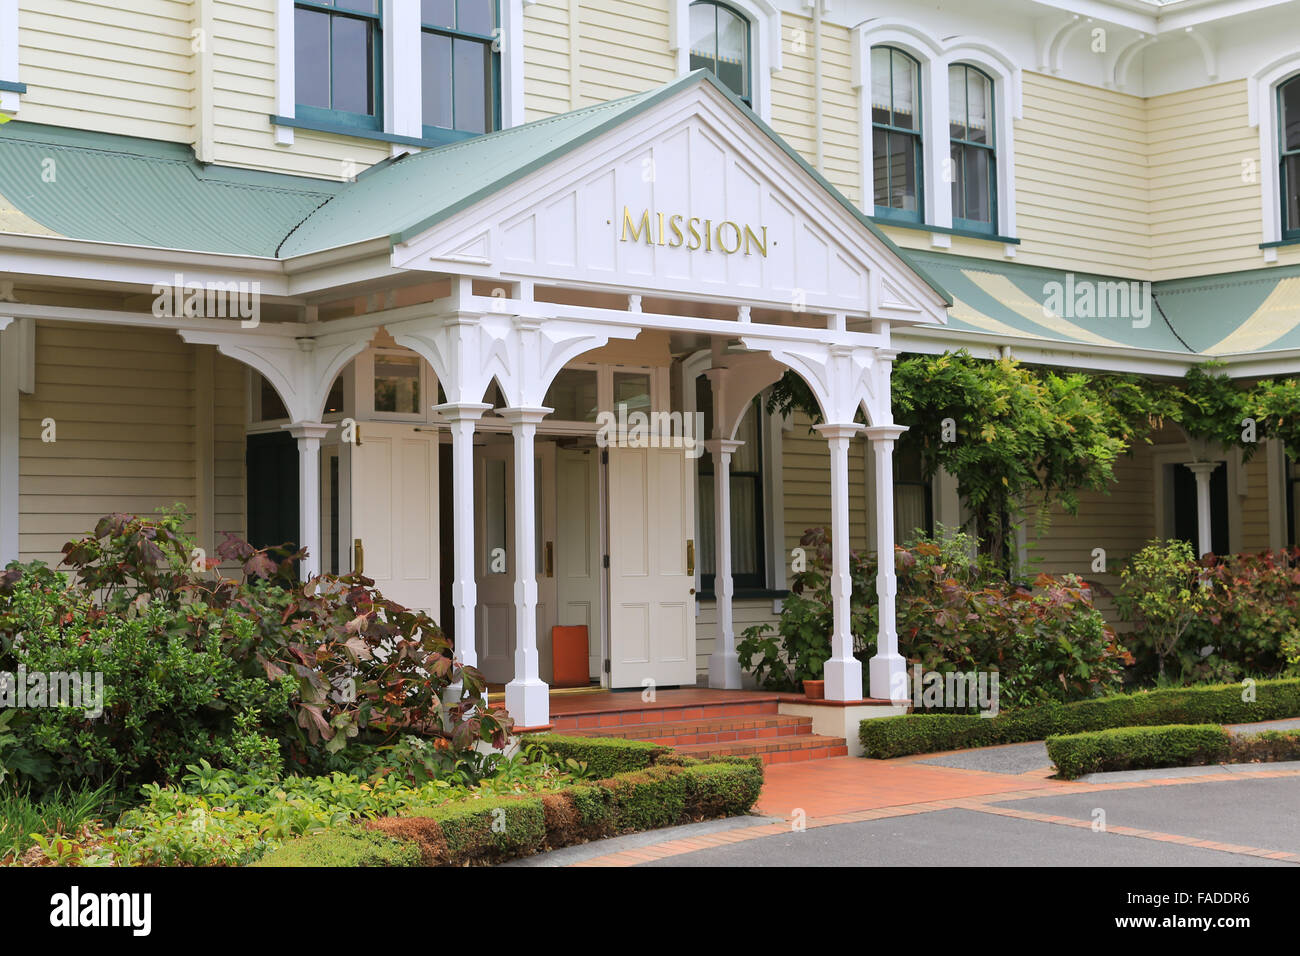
[392,81,947,326]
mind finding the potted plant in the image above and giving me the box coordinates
[802,679,825,700]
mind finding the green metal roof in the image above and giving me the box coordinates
[904,249,1300,358]
[0,122,342,257]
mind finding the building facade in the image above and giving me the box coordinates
[1,0,1298,727]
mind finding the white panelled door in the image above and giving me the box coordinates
[349,423,439,615]
[556,447,603,680]
[607,446,696,688]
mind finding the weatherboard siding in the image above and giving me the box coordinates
[16,0,195,144]
[18,323,246,566]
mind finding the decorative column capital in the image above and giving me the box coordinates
[433,401,493,423]
[814,422,863,442]
[704,438,744,460]
[282,421,333,442]
[864,424,908,445]
[497,406,553,426]
[1186,461,1220,476]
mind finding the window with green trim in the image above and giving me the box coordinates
[294,0,383,130]
[1280,73,1300,239]
[421,0,500,142]
[689,1,751,106]
[871,46,922,222]
[949,63,996,234]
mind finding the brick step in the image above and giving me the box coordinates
[550,698,781,733]
[571,714,814,747]
[673,733,850,765]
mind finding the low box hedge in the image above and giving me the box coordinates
[254,757,764,867]
[859,677,1300,758]
[1229,729,1300,764]
[1046,724,1232,780]
[523,733,671,778]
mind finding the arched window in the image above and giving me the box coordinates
[871,46,922,222]
[690,1,751,106]
[1281,73,1300,239]
[949,63,996,233]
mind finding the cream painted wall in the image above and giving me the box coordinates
[18,322,246,565]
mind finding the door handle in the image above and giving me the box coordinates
[545,541,554,578]
[353,538,364,574]
[686,538,695,576]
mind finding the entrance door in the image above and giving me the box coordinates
[474,437,557,684]
[606,446,696,688]
[349,422,439,614]
[556,446,603,680]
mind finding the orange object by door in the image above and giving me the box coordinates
[551,626,590,688]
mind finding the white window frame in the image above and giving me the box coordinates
[671,0,780,123]
[1249,54,1300,256]
[0,0,21,114]
[852,21,1021,252]
[273,0,527,148]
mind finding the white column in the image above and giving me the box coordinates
[500,406,552,728]
[1188,461,1217,557]
[706,438,744,689]
[814,423,863,701]
[866,425,908,701]
[0,320,19,565]
[282,422,333,582]
[433,402,492,671]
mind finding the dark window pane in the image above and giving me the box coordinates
[457,0,494,35]
[1286,153,1300,232]
[422,0,455,28]
[1282,76,1300,152]
[335,0,378,13]
[453,37,490,133]
[873,127,891,206]
[887,131,918,211]
[964,147,992,223]
[295,8,331,109]
[331,15,374,115]
[950,143,962,218]
[422,31,453,128]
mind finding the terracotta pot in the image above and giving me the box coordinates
[803,679,825,700]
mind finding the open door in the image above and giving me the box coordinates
[349,422,439,615]
[606,446,696,688]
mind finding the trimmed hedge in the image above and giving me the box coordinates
[859,678,1300,758]
[524,733,671,778]
[254,758,764,867]
[1229,729,1300,764]
[1046,724,1232,780]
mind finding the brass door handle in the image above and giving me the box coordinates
[545,541,554,577]
[353,538,364,574]
[686,538,695,576]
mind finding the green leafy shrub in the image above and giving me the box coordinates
[739,526,1128,708]
[859,677,1300,757]
[248,827,423,867]
[1118,542,1300,682]
[524,734,670,777]
[1046,724,1231,780]
[1229,729,1300,763]
[0,511,512,793]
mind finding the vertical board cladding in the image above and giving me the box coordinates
[1146,80,1269,281]
[16,0,196,143]
[1239,451,1272,552]
[209,0,388,178]
[577,0,675,106]
[18,323,246,566]
[695,597,779,679]
[523,0,572,121]
[781,411,867,556]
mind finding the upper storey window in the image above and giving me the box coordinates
[690,1,751,107]
[294,1,383,130]
[871,46,922,222]
[949,63,996,234]
[1281,73,1300,239]
[421,0,500,142]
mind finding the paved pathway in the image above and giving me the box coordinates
[525,716,1300,867]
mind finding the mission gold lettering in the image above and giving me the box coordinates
[619,206,768,257]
